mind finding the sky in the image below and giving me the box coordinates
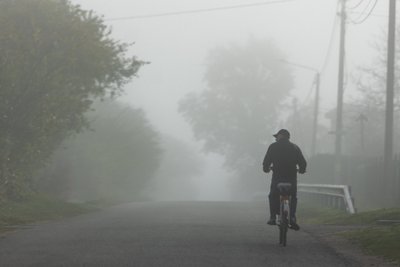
[72,0,391,139]
[71,0,393,199]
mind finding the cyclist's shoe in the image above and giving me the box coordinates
[289,219,300,231]
[267,218,277,225]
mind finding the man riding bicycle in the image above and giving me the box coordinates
[262,129,307,231]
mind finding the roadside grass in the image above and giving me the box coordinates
[0,194,97,231]
[344,225,400,265]
[298,204,347,224]
[299,203,400,264]
[299,204,400,225]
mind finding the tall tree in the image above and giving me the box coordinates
[179,38,293,196]
[0,0,142,199]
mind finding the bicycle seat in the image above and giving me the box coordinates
[277,182,292,194]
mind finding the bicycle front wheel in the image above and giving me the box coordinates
[279,214,288,246]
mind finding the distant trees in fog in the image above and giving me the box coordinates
[327,26,400,157]
[36,101,162,202]
[301,26,400,209]
[179,38,293,196]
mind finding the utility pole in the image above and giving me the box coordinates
[384,0,396,203]
[292,97,298,133]
[335,0,346,184]
[356,114,367,154]
[311,72,320,156]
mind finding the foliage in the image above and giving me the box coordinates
[36,100,162,202]
[0,0,142,199]
[179,38,293,195]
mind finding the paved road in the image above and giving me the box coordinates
[0,202,374,266]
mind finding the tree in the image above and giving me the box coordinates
[0,0,143,199]
[179,38,293,196]
[36,100,162,202]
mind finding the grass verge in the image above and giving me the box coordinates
[343,225,400,265]
[299,205,400,225]
[299,204,400,265]
[0,194,98,232]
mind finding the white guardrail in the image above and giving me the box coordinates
[298,183,356,214]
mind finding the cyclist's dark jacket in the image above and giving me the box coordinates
[263,138,307,180]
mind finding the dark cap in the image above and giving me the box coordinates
[273,129,290,138]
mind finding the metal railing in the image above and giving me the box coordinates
[298,183,356,214]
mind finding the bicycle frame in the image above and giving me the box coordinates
[278,195,291,225]
[277,182,292,247]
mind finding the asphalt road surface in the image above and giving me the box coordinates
[0,201,384,266]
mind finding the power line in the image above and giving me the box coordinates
[349,0,378,24]
[347,0,365,10]
[348,11,387,18]
[105,0,295,21]
[352,0,378,24]
[320,0,340,73]
[348,0,372,23]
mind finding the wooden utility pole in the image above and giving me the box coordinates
[384,0,396,203]
[335,0,346,184]
[311,73,320,156]
[356,114,368,154]
[292,97,298,133]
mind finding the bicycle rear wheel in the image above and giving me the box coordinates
[279,212,288,246]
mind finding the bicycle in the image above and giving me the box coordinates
[276,182,292,247]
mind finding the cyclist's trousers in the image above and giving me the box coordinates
[268,179,297,218]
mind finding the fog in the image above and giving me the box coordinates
[61,0,393,203]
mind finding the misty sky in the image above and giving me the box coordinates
[70,0,392,199]
[72,0,390,142]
